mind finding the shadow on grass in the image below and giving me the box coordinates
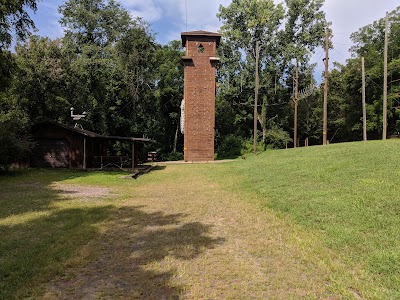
[0,170,224,299]
[0,169,104,219]
[134,164,167,179]
[0,205,113,299]
[44,206,225,299]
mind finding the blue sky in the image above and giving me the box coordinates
[27,0,398,68]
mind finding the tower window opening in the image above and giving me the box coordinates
[198,44,205,53]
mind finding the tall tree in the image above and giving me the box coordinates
[218,0,285,146]
[0,0,38,169]
[328,6,400,140]
[0,0,37,50]
[153,40,184,154]
[13,36,67,124]
[58,0,152,135]
[217,0,328,149]
[59,0,130,47]
[281,0,328,64]
[281,0,329,146]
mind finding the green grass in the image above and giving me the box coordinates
[0,170,124,299]
[209,140,400,299]
[1,141,400,299]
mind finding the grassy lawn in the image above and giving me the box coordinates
[209,139,400,299]
[0,140,399,299]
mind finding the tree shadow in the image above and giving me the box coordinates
[0,169,225,299]
[0,205,114,299]
[44,206,225,299]
[0,169,106,219]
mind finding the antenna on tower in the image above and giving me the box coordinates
[70,107,86,129]
[185,0,188,32]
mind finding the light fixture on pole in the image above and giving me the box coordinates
[70,107,86,129]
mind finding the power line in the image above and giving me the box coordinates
[332,48,349,61]
[367,77,384,91]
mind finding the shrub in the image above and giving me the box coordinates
[241,138,264,155]
[0,114,31,171]
[217,134,242,158]
[161,151,184,161]
[265,126,292,149]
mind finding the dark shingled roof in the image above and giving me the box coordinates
[181,30,222,47]
[33,121,152,143]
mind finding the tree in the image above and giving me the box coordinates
[13,36,68,124]
[0,110,31,170]
[218,0,285,147]
[58,0,156,136]
[153,40,184,154]
[217,0,328,149]
[0,0,37,50]
[59,0,131,48]
[0,0,38,170]
[327,6,400,141]
[281,0,328,64]
[280,0,329,146]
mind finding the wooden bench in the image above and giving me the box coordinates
[147,151,157,162]
[93,156,130,170]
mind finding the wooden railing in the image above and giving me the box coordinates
[93,156,130,170]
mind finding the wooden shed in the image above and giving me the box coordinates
[30,121,151,169]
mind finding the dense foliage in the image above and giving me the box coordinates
[216,1,400,151]
[0,0,184,167]
[0,0,399,166]
[328,7,400,141]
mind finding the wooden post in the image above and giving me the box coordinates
[294,65,299,148]
[83,137,86,170]
[131,142,135,170]
[323,28,329,145]
[254,41,259,155]
[383,12,388,140]
[362,57,367,141]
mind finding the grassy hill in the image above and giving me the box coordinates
[210,140,400,298]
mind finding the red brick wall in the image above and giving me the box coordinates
[183,36,217,161]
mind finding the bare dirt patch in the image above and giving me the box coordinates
[50,183,114,199]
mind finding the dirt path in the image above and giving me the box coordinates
[42,164,340,299]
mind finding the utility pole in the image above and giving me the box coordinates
[383,12,388,140]
[254,41,259,155]
[362,57,367,141]
[323,28,329,145]
[294,65,299,148]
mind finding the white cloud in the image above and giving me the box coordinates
[30,0,400,63]
[121,0,230,32]
[120,0,163,22]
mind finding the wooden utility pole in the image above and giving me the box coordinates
[383,12,388,140]
[254,41,259,155]
[323,28,329,145]
[294,65,299,148]
[362,57,367,141]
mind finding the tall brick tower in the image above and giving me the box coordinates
[181,30,221,162]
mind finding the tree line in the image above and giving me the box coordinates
[1,0,399,169]
[1,0,185,168]
[215,1,400,156]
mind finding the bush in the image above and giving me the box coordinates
[241,138,264,155]
[216,134,242,158]
[0,114,31,171]
[265,126,292,149]
[161,151,184,161]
